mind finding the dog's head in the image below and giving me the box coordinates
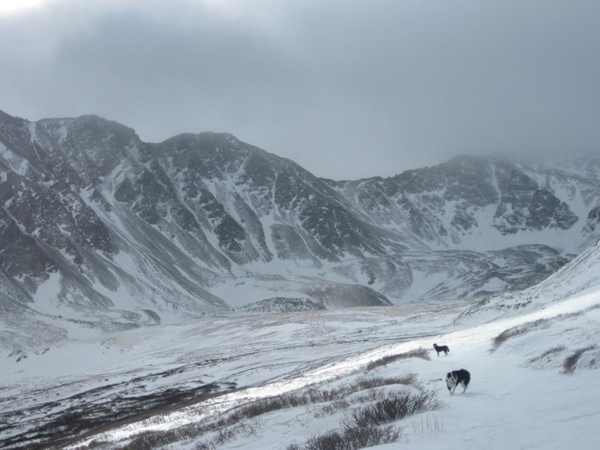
[433,343,438,349]
[446,372,457,391]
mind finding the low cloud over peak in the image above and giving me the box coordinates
[1,0,599,179]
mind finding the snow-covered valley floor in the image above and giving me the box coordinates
[2,287,599,449]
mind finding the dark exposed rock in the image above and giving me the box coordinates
[0,110,599,348]
[584,206,600,232]
[238,297,326,313]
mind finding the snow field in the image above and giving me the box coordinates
[62,288,600,449]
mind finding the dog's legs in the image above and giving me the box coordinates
[450,385,456,396]
[461,382,468,393]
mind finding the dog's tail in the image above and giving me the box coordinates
[461,369,471,385]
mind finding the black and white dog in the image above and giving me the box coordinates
[433,343,450,356]
[446,369,470,395]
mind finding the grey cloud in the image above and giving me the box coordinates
[1,0,599,179]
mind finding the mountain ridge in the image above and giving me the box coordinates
[1,110,599,349]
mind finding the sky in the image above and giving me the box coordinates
[1,0,599,180]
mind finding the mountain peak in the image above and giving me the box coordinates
[160,131,240,147]
[0,108,600,352]
[0,109,13,120]
[197,131,239,142]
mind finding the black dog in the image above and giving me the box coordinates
[446,369,470,395]
[433,343,450,356]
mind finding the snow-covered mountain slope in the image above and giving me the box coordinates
[2,240,597,449]
[454,238,600,326]
[1,109,599,349]
[333,155,600,252]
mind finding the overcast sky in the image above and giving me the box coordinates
[1,0,599,179]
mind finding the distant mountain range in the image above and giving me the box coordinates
[1,110,599,348]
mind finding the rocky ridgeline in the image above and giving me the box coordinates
[0,110,599,348]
